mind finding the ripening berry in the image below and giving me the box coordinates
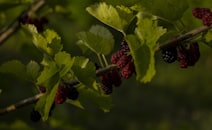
[192,8,211,19]
[100,74,113,94]
[67,87,79,100]
[54,85,68,104]
[121,40,130,51]
[110,49,126,64]
[116,55,131,69]
[202,12,212,26]
[30,109,41,122]
[188,42,200,66]
[177,48,190,68]
[161,47,177,63]
[121,61,135,79]
[108,69,122,87]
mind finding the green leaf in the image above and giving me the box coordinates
[66,99,85,109]
[36,61,59,85]
[0,60,27,79]
[78,85,112,112]
[26,61,40,82]
[86,2,134,34]
[72,56,96,87]
[24,24,63,56]
[139,0,188,21]
[128,17,166,83]
[35,77,60,121]
[77,25,114,55]
[54,51,75,77]
[125,35,151,82]
[203,30,212,48]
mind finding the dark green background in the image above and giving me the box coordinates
[0,0,212,129]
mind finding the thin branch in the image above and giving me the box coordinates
[0,0,46,45]
[157,25,212,51]
[0,64,117,115]
[0,93,44,116]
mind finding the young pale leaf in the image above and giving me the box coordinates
[77,25,114,55]
[203,30,212,48]
[72,56,96,87]
[133,17,166,83]
[36,61,59,85]
[54,51,75,77]
[35,77,60,121]
[24,24,63,56]
[26,61,40,82]
[43,80,60,120]
[125,35,151,83]
[86,2,134,34]
[0,60,27,79]
[139,0,188,21]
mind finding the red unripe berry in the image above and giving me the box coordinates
[192,8,211,19]
[54,85,68,104]
[110,49,126,64]
[202,12,212,26]
[121,61,135,79]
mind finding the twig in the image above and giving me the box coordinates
[0,93,44,116]
[0,64,117,115]
[157,25,212,51]
[0,0,46,45]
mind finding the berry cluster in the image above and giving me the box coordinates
[192,8,212,26]
[54,84,79,104]
[110,40,135,79]
[99,69,122,95]
[161,41,200,68]
[19,13,48,32]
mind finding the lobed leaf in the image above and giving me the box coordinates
[24,24,63,56]
[77,25,114,55]
[86,2,134,34]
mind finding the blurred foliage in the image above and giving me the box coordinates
[0,0,212,130]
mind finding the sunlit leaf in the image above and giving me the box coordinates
[86,2,134,34]
[54,51,75,77]
[24,24,63,56]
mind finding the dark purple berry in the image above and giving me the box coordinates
[108,69,122,87]
[38,86,46,93]
[192,8,211,19]
[121,61,135,79]
[100,74,113,95]
[177,47,190,68]
[101,83,113,95]
[121,40,130,51]
[202,12,212,26]
[30,109,41,122]
[67,87,79,100]
[54,85,67,104]
[110,49,126,64]
[188,42,200,66]
[161,47,177,63]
